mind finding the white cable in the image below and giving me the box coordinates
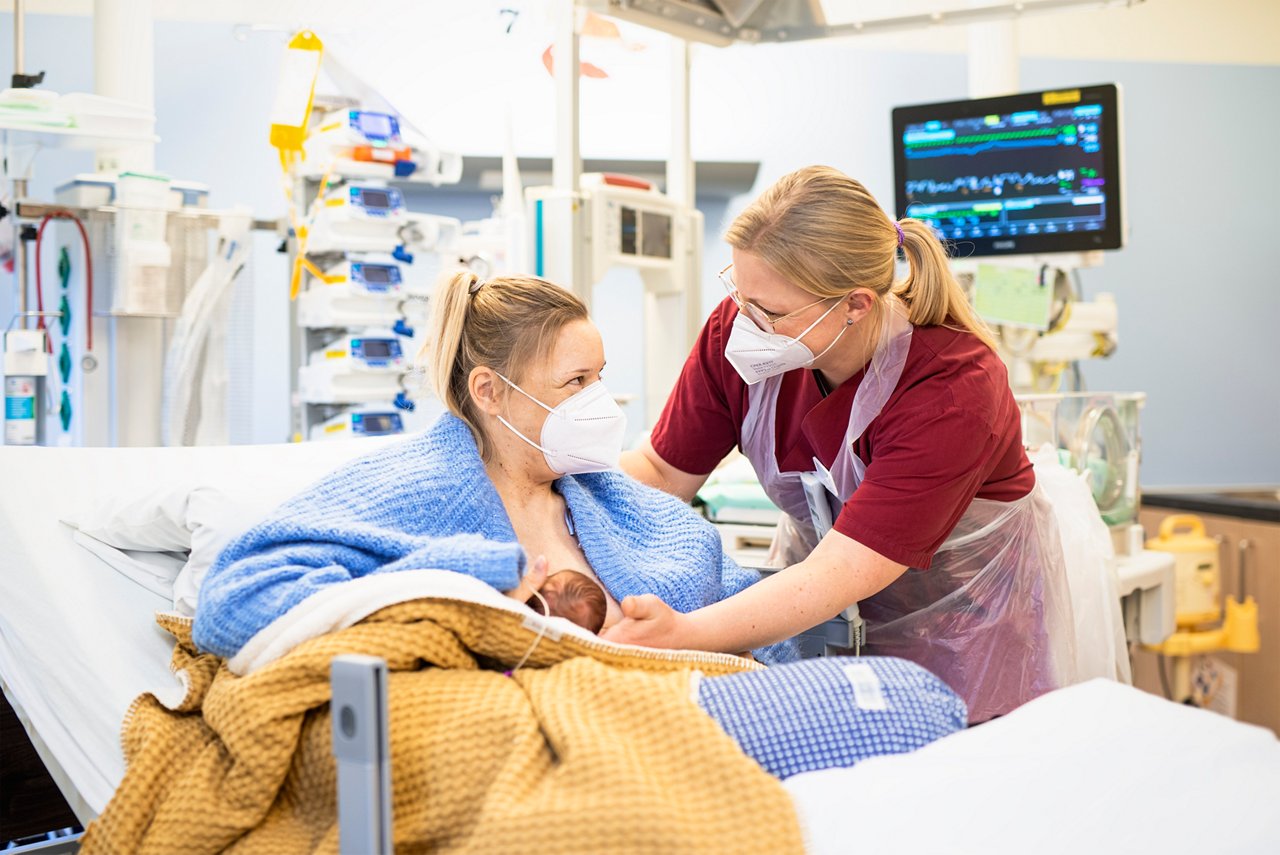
[509,589,551,673]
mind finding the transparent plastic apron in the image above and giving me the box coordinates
[738,297,1076,721]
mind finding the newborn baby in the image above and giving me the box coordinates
[527,570,607,634]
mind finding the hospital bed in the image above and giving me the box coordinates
[2,441,1279,854]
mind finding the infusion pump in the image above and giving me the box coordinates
[298,332,407,404]
[307,184,407,254]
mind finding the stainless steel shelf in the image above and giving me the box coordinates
[14,200,279,233]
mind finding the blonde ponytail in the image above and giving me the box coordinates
[726,165,997,351]
[427,269,481,421]
[422,269,588,459]
[895,218,998,351]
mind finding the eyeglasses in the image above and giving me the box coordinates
[718,264,834,334]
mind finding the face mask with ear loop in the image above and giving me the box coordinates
[493,372,628,474]
[724,298,856,385]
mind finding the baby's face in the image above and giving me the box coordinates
[527,570,607,634]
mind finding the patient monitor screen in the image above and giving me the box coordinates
[892,84,1122,256]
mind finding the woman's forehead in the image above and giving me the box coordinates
[543,320,604,374]
[731,248,798,300]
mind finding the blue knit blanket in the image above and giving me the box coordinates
[193,413,797,664]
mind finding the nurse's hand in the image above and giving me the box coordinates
[504,555,549,603]
[600,593,690,650]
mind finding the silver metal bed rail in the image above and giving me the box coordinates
[1,831,82,854]
[331,655,394,855]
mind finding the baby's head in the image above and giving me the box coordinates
[527,570,607,634]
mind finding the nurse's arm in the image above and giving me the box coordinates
[619,438,710,504]
[605,528,906,654]
[694,529,907,652]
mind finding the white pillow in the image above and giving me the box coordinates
[62,435,405,615]
[71,529,187,600]
[64,479,199,553]
[172,483,306,616]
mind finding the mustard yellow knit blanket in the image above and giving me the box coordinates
[83,598,804,854]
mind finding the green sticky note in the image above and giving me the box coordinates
[974,264,1053,330]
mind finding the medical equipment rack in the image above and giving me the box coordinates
[11,200,280,447]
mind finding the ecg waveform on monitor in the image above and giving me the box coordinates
[904,125,1079,160]
[906,172,1068,198]
[906,136,1066,159]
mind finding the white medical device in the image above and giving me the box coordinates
[311,407,405,442]
[297,254,406,329]
[298,332,407,404]
[306,184,407,254]
[302,108,463,187]
[527,173,701,426]
[307,110,412,169]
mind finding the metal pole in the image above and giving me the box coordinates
[552,0,580,195]
[13,0,24,81]
[667,39,693,210]
[14,178,28,329]
[966,16,1019,98]
[13,0,26,328]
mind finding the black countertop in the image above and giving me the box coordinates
[1142,488,1280,524]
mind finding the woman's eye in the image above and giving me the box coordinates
[569,376,585,386]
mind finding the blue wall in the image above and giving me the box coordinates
[3,13,1276,485]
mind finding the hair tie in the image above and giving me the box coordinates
[468,277,485,295]
[894,221,905,249]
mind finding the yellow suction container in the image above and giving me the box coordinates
[1147,514,1221,628]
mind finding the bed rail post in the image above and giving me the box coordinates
[331,655,393,855]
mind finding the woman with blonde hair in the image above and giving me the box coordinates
[614,165,1075,722]
[194,270,795,665]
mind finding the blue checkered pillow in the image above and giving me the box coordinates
[696,657,966,779]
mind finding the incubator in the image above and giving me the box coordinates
[1016,392,1177,649]
[1016,392,1144,528]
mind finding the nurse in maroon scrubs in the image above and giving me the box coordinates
[611,165,1075,722]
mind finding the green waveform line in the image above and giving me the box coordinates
[906,125,1074,149]
[919,208,1003,220]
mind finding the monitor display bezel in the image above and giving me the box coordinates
[891,83,1123,258]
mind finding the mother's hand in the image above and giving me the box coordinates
[600,594,692,650]
[504,555,548,603]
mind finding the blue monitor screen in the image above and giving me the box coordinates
[892,84,1122,257]
[356,111,396,139]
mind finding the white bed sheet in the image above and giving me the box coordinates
[0,446,190,817]
[0,437,403,819]
[786,678,1280,854]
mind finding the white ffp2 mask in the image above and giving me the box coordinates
[495,374,627,474]
[724,301,850,385]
